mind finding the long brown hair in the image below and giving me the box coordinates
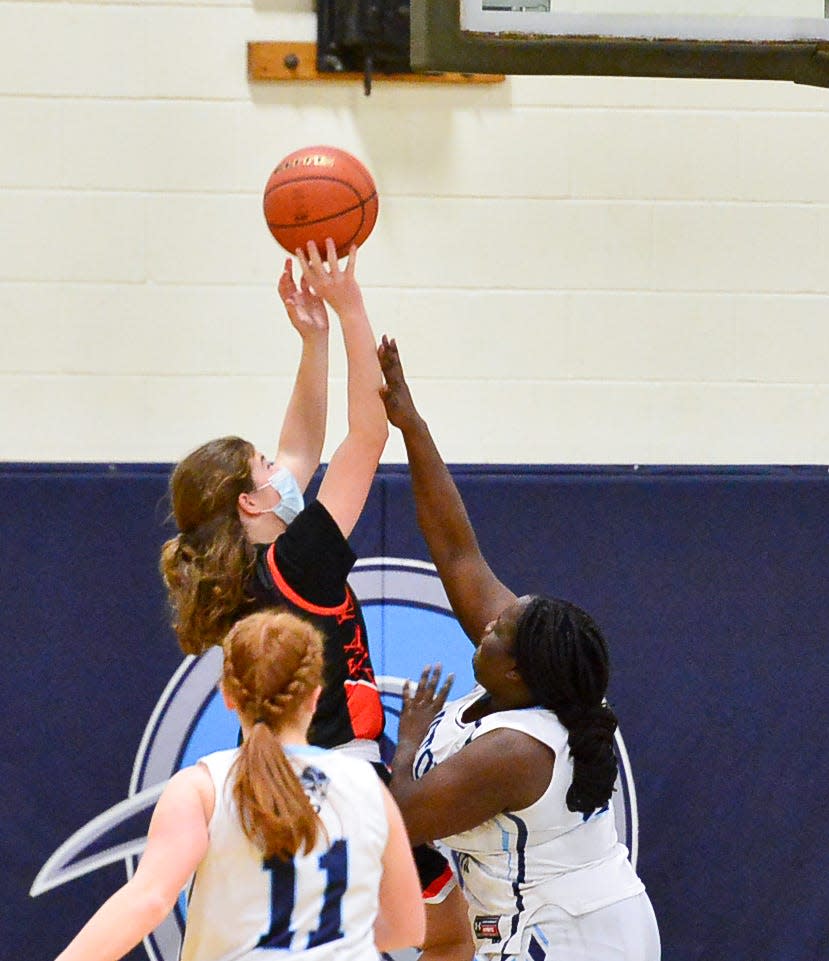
[159,436,258,654]
[222,609,325,860]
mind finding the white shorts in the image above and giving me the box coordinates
[477,893,661,961]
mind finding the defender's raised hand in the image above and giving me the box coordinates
[378,335,421,431]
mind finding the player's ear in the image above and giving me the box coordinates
[237,490,259,517]
[304,685,322,718]
[221,684,236,713]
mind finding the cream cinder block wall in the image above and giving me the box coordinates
[2,0,829,464]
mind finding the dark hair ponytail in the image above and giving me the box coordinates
[514,596,618,815]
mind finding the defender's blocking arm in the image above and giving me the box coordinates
[378,336,515,645]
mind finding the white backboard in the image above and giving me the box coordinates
[463,0,829,41]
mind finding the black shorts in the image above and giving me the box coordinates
[372,761,455,900]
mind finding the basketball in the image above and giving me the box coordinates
[263,146,378,258]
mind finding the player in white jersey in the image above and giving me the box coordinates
[182,745,392,961]
[54,610,424,961]
[406,677,655,961]
[378,338,661,961]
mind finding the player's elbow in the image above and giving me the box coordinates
[127,879,180,930]
[375,902,426,952]
[374,417,390,450]
[349,415,388,454]
[367,409,389,441]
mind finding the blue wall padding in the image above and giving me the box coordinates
[2,463,826,961]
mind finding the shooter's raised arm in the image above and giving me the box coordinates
[273,257,330,492]
[298,240,388,539]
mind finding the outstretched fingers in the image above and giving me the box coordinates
[435,672,454,711]
[412,664,454,707]
[278,257,296,300]
[298,239,325,275]
[294,237,359,305]
[377,334,422,430]
[344,243,357,277]
[417,664,440,700]
[378,335,403,379]
[324,237,340,272]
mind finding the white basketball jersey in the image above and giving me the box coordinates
[180,745,387,961]
[414,686,645,957]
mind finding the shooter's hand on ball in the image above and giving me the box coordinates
[379,335,421,431]
[278,257,329,339]
[296,239,364,319]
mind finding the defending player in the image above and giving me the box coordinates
[379,336,661,961]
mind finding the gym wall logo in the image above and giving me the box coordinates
[30,558,638,961]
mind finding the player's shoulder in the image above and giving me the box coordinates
[476,704,567,748]
[195,746,239,765]
[291,745,375,778]
[286,501,356,572]
[191,747,239,783]
[162,759,219,814]
[285,499,340,541]
[308,749,382,791]
[251,502,335,565]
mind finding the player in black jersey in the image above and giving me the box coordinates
[161,239,386,753]
[160,240,474,961]
[247,497,383,753]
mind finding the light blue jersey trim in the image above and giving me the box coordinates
[500,813,529,960]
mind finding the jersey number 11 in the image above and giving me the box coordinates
[258,839,349,950]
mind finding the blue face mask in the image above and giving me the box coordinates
[257,467,304,525]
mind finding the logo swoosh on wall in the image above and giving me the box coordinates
[29,783,164,897]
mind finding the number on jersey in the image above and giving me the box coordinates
[258,839,349,950]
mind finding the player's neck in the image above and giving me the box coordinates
[279,724,310,747]
[241,510,287,545]
[279,699,317,746]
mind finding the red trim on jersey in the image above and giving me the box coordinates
[421,864,455,901]
[344,680,384,741]
[265,543,352,618]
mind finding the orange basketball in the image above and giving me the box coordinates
[263,146,378,258]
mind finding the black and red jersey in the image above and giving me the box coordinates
[249,499,384,749]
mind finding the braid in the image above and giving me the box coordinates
[563,704,618,814]
[234,641,322,729]
[222,610,325,860]
[514,596,619,815]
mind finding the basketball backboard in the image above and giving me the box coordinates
[411,0,829,86]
